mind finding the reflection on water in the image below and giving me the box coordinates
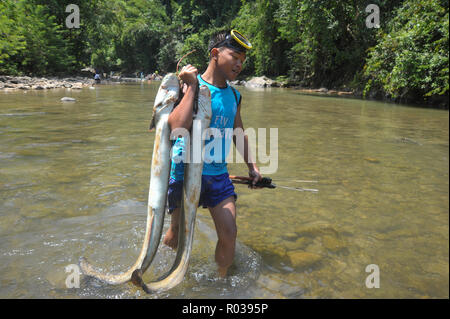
[0,83,448,298]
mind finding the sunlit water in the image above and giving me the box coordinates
[0,82,448,298]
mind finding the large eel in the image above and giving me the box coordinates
[131,84,212,293]
[79,73,180,284]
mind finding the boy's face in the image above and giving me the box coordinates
[213,47,246,81]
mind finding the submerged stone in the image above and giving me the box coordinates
[287,251,322,268]
[284,237,311,251]
[295,223,338,238]
[283,232,298,241]
[322,235,346,252]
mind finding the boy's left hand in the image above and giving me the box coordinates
[248,168,262,189]
[178,64,198,87]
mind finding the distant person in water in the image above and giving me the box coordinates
[94,70,101,84]
[94,73,101,83]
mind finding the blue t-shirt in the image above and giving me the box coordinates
[170,75,241,180]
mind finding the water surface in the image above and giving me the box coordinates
[0,82,448,298]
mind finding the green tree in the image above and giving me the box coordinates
[1,1,76,75]
[364,0,449,103]
[0,0,27,74]
[232,0,290,77]
[114,0,170,73]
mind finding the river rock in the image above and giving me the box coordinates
[294,222,338,238]
[322,235,346,252]
[120,77,142,82]
[287,251,322,268]
[61,97,76,102]
[337,91,353,96]
[284,237,312,251]
[245,76,274,88]
[71,83,83,89]
[0,76,89,91]
[259,243,287,259]
[283,232,298,241]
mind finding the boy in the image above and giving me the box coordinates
[163,30,262,277]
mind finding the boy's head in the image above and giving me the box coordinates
[208,30,252,55]
[208,30,252,81]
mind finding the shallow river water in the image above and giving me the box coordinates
[0,82,448,298]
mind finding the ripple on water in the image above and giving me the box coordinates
[0,112,49,117]
[133,218,263,298]
[36,200,262,298]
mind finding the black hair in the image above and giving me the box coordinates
[208,30,231,53]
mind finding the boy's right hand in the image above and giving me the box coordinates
[178,64,198,87]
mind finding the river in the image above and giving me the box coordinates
[0,82,448,298]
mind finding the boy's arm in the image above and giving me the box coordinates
[233,104,262,188]
[168,65,198,131]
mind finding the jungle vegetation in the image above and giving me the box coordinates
[0,0,448,107]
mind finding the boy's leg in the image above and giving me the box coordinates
[163,208,180,250]
[163,177,183,250]
[208,196,237,277]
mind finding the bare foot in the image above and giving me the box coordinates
[163,226,178,250]
[217,266,228,278]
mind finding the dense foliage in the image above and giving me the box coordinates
[363,0,449,103]
[0,0,448,106]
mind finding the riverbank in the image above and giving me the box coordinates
[0,74,353,97]
[0,75,95,91]
[232,76,355,97]
[0,74,349,96]
[232,76,449,109]
[1,74,447,109]
[0,75,157,91]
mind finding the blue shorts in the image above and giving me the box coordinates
[167,172,237,213]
